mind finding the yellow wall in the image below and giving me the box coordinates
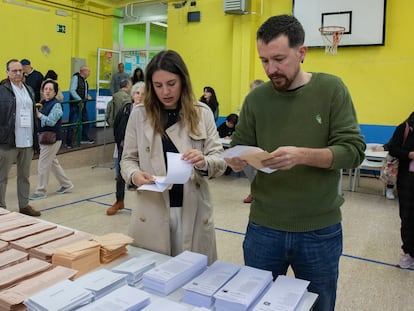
[167,0,414,126]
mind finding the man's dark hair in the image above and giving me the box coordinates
[257,14,305,48]
[6,59,19,71]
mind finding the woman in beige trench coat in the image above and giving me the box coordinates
[121,50,227,264]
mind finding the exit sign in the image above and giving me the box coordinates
[56,24,66,33]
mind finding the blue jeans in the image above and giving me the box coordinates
[243,222,342,311]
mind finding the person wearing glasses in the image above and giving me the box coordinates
[0,59,42,217]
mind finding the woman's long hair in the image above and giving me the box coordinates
[144,50,200,136]
[200,86,219,113]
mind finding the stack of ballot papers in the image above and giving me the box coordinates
[0,258,51,291]
[0,222,56,242]
[52,240,101,278]
[93,233,134,263]
[213,265,273,311]
[142,297,191,311]
[77,285,151,311]
[0,240,8,252]
[111,255,156,285]
[142,251,207,296]
[252,275,310,311]
[0,248,28,269]
[74,268,128,300]
[0,266,77,311]
[24,279,94,311]
[0,208,9,215]
[0,212,38,234]
[182,260,241,308]
[29,231,93,262]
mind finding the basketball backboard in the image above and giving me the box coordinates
[293,0,386,48]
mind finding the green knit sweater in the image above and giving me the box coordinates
[231,72,365,232]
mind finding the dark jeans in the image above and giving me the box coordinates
[243,222,343,311]
[66,103,90,145]
[116,144,125,202]
[397,169,414,256]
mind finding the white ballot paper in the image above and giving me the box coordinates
[221,145,277,173]
[138,152,193,192]
[252,275,310,311]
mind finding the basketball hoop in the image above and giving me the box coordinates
[318,26,345,55]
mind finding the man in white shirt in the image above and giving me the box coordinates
[0,59,41,216]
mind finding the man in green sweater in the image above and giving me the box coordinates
[225,15,365,311]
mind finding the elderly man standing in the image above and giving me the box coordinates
[0,59,42,217]
[21,59,44,103]
[110,63,130,95]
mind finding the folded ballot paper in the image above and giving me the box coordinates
[24,279,94,311]
[142,250,207,296]
[182,260,241,308]
[213,265,273,311]
[93,232,134,263]
[111,255,156,285]
[74,268,128,300]
[252,275,310,311]
[77,285,151,311]
[221,145,276,173]
[138,152,192,192]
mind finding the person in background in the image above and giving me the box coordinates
[21,59,44,103]
[41,70,64,102]
[106,82,145,216]
[243,79,265,204]
[224,15,365,310]
[66,65,94,148]
[372,142,396,199]
[199,86,219,121]
[29,80,74,200]
[131,67,145,85]
[110,63,130,94]
[106,79,132,128]
[0,59,41,216]
[388,112,414,269]
[217,113,238,138]
[121,50,226,264]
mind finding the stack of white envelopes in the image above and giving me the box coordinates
[74,268,128,300]
[77,285,151,311]
[111,255,156,285]
[182,260,240,308]
[24,279,94,311]
[213,265,273,311]
[142,251,207,296]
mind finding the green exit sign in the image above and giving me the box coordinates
[56,24,66,33]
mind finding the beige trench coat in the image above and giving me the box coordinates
[121,102,226,264]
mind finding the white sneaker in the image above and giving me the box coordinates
[398,253,414,269]
[386,188,395,200]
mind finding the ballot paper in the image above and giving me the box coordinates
[111,255,156,285]
[221,145,276,173]
[77,285,151,311]
[252,275,310,311]
[138,152,192,192]
[213,265,273,311]
[24,279,94,311]
[182,260,241,308]
[74,268,128,300]
[142,297,191,311]
[142,250,207,296]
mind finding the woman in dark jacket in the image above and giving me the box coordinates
[199,86,219,121]
[388,111,414,269]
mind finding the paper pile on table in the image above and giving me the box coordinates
[142,297,190,311]
[24,279,94,311]
[0,222,56,242]
[74,268,128,300]
[77,285,151,311]
[0,240,8,252]
[143,251,207,296]
[52,240,101,278]
[93,233,134,263]
[0,248,28,269]
[182,260,240,308]
[0,213,38,234]
[252,275,310,311]
[111,255,156,285]
[0,266,77,311]
[213,265,273,311]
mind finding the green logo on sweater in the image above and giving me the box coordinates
[315,114,322,124]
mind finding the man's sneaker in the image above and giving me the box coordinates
[29,193,47,200]
[386,188,395,200]
[397,253,414,269]
[65,144,73,149]
[20,205,41,217]
[81,139,95,144]
[56,184,74,194]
